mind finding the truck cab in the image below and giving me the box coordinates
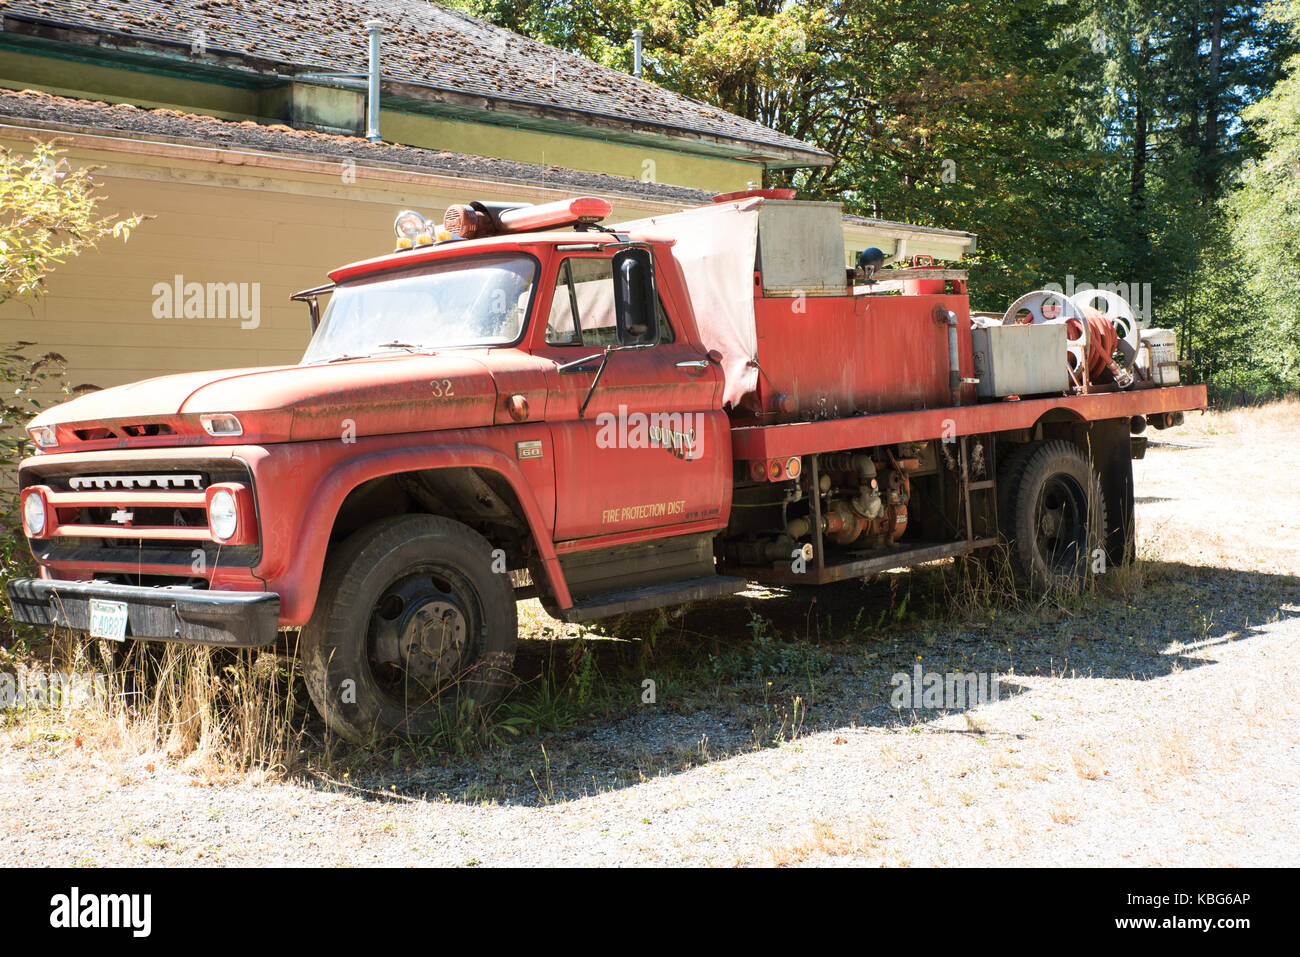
[7,198,740,741]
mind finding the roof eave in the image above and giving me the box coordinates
[1,14,832,169]
[379,79,834,168]
[0,108,715,208]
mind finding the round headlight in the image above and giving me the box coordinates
[23,492,46,537]
[208,489,238,542]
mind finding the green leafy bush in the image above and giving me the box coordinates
[0,344,80,646]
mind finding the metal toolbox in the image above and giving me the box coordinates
[971,322,1068,398]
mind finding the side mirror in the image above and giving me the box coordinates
[290,284,333,333]
[611,247,659,346]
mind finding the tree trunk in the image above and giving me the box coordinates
[1201,1,1224,193]
[1130,35,1150,226]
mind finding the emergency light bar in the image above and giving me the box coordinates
[443,197,612,239]
[392,209,451,250]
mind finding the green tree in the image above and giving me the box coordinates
[1224,0,1300,395]
[1074,0,1293,383]
[0,140,142,302]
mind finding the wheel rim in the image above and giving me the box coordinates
[1033,474,1090,574]
[366,563,483,709]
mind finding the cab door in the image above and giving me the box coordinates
[531,251,730,542]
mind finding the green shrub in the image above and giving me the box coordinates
[0,343,82,647]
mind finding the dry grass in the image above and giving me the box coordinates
[1147,724,1196,777]
[516,598,586,641]
[1048,802,1079,825]
[2,637,304,782]
[769,817,890,866]
[1071,750,1107,780]
[1138,397,1300,575]
[1174,396,1300,438]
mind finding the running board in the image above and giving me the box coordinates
[741,538,1000,586]
[558,575,747,623]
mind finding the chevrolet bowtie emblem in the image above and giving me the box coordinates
[109,509,134,524]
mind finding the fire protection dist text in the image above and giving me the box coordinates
[602,500,687,524]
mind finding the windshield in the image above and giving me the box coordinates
[301,253,537,363]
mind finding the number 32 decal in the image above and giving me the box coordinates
[430,379,455,398]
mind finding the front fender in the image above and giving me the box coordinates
[241,424,564,624]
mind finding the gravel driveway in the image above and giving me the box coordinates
[2,405,1297,866]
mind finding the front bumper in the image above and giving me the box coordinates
[5,579,280,647]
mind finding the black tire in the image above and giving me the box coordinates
[301,515,518,743]
[995,442,1036,535]
[947,441,1036,573]
[1000,440,1106,592]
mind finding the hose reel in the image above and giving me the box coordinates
[1000,289,1139,391]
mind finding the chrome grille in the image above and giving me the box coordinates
[68,474,204,491]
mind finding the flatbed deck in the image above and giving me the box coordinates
[729,384,1207,460]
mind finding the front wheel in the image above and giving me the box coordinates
[1000,440,1107,592]
[301,515,518,743]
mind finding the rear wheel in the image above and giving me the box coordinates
[1000,440,1106,592]
[301,515,517,743]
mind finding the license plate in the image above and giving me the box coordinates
[88,599,129,642]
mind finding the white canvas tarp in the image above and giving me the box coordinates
[617,199,762,407]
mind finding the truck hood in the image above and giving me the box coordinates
[30,353,499,449]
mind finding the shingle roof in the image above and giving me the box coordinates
[0,87,718,206]
[0,0,832,166]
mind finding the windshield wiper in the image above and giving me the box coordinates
[321,343,428,363]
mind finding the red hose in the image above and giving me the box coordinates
[1065,306,1120,380]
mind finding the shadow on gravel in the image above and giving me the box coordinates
[315,560,1299,808]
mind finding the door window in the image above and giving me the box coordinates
[545,257,673,347]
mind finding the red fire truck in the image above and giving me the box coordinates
[5,191,1205,740]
